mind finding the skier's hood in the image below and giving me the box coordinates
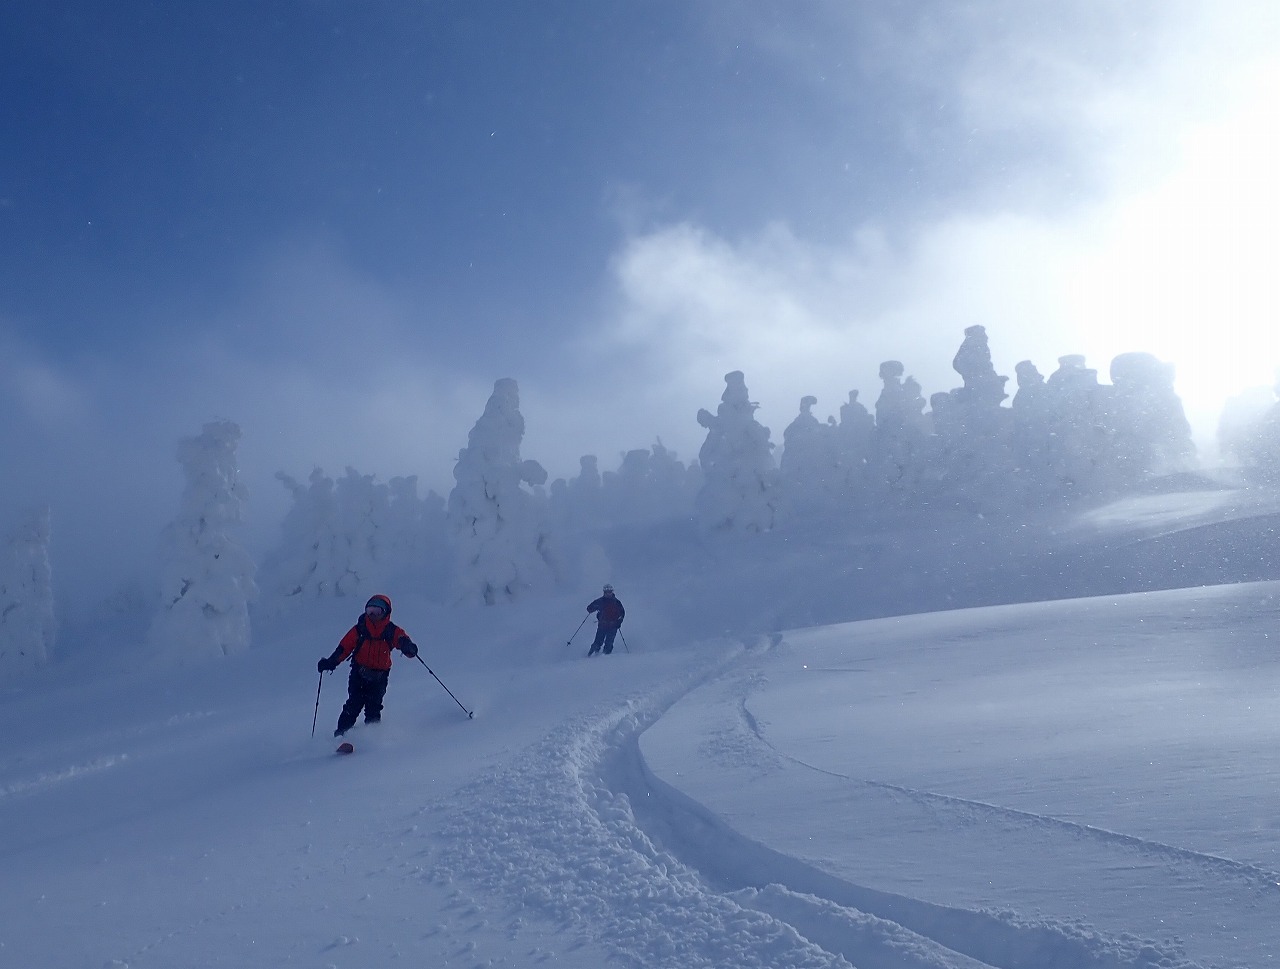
[365,594,392,617]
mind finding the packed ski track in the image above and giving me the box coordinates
[429,637,900,969]
[424,634,1212,969]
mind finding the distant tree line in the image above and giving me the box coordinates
[9,324,1275,670]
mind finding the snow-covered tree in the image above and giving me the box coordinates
[950,325,1009,408]
[381,474,447,583]
[695,370,780,533]
[0,506,56,674]
[1219,378,1280,477]
[1042,355,1113,495]
[1108,352,1196,481]
[262,467,447,603]
[1011,359,1055,492]
[930,327,1019,512]
[150,421,257,659]
[600,441,700,526]
[550,455,606,532]
[643,440,702,516]
[869,361,932,501]
[604,449,659,522]
[834,390,875,495]
[264,468,347,599]
[780,396,844,515]
[448,378,558,604]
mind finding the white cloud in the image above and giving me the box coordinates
[592,2,1279,455]
[6,363,88,427]
[0,332,91,429]
[597,217,1038,450]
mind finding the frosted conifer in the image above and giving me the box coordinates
[448,378,557,604]
[695,371,780,533]
[150,421,257,659]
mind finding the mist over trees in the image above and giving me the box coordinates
[6,324,1271,671]
[1219,371,1280,480]
[255,325,1203,610]
[258,467,446,605]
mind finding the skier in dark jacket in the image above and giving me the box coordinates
[585,584,625,656]
[317,594,419,737]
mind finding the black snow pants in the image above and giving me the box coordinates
[587,624,619,656]
[336,664,390,735]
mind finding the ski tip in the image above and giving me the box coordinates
[336,741,355,754]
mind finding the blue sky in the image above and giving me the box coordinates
[1,1,1277,603]
[4,2,1087,356]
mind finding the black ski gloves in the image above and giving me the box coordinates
[317,648,343,673]
[400,640,418,659]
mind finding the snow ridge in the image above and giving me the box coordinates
[739,696,1280,895]
[627,728,1200,969]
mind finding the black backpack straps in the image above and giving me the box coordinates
[351,614,368,665]
[352,616,400,666]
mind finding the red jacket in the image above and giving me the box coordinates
[335,614,415,671]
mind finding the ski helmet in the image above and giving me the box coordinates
[365,594,392,616]
[602,584,614,594]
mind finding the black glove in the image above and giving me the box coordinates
[400,640,418,659]
[317,656,333,673]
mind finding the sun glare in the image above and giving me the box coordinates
[1067,67,1279,437]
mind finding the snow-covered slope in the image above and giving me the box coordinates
[2,487,1279,968]
[643,581,1280,968]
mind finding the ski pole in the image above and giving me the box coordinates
[566,615,588,647]
[619,629,630,654]
[415,655,474,719]
[311,671,325,737]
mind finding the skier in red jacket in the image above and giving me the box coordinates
[317,594,419,737]
[585,584,625,656]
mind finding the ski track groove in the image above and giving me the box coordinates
[429,643,850,969]
[428,640,1204,969]
[0,754,129,799]
[0,711,219,803]
[737,695,1280,896]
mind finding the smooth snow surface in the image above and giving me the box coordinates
[3,488,1280,968]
